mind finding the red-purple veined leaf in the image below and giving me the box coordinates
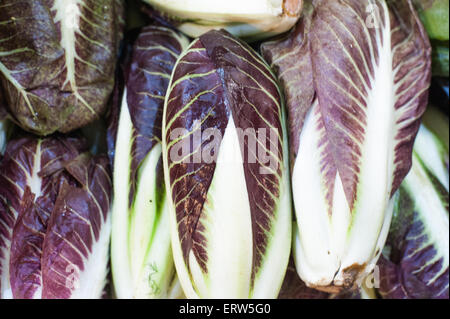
[41,154,112,299]
[0,0,124,135]
[163,29,291,298]
[261,5,314,170]
[378,125,449,299]
[8,188,45,299]
[126,25,188,205]
[111,26,188,299]
[262,0,431,292]
[0,135,86,298]
[0,136,112,299]
[9,186,60,299]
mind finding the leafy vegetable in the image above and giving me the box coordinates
[162,29,291,298]
[262,0,431,292]
[0,0,124,136]
[110,25,189,299]
[143,0,303,41]
[0,135,112,299]
[379,124,449,299]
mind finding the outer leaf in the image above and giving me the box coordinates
[261,4,314,171]
[0,136,112,299]
[0,0,124,135]
[111,26,188,299]
[0,136,86,298]
[143,0,303,41]
[262,0,431,291]
[163,29,291,298]
[41,154,112,299]
[378,125,449,299]
[9,186,62,299]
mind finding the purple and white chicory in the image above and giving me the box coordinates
[262,0,432,292]
[378,123,449,299]
[0,135,112,299]
[162,29,292,298]
[110,25,188,299]
[0,0,124,135]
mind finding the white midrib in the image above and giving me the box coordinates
[0,60,35,116]
[52,0,80,89]
[70,213,111,299]
[29,140,43,198]
[342,2,395,270]
[51,0,95,114]
[30,140,43,299]
[0,140,42,299]
[111,90,134,298]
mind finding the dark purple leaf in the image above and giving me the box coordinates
[164,29,290,298]
[0,0,124,135]
[262,0,431,291]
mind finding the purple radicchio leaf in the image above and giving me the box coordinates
[164,29,291,298]
[0,135,86,298]
[378,134,449,299]
[110,25,188,299]
[0,135,112,299]
[262,0,431,292]
[7,188,47,300]
[127,25,188,204]
[105,26,140,171]
[41,153,112,299]
[0,0,124,135]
